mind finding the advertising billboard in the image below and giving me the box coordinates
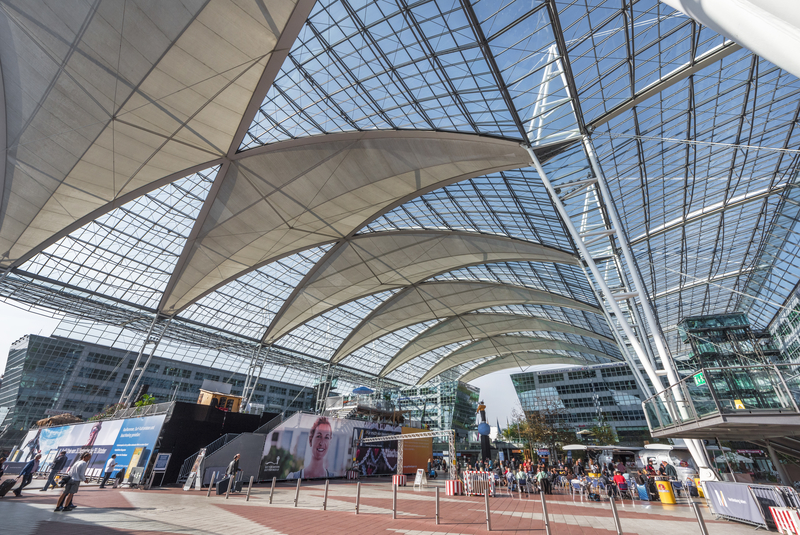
[258,413,400,480]
[15,414,166,479]
[400,427,433,475]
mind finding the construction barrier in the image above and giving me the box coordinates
[464,471,494,497]
[446,479,463,496]
[770,507,800,535]
[392,474,407,487]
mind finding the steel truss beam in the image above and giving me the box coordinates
[526,140,713,474]
[361,429,457,480]
[0,273,399,391]
[587,41,742,130]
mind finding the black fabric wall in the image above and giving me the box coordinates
[156,402,279,485]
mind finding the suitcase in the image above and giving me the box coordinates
[0,478,17,497]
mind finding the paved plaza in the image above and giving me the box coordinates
[0,477,758,535]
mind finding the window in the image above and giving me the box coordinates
[195,372,220,382]
[601,366,631,379]
[567,370,596,381]
[269,386,287,395]
[537,373,563,384]
[78,367,116,381]
[163,367,191,378]
[70,384,110,396]
[605,380,638,391]
[86,353,122,367]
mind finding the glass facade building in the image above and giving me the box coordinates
[395,380,480,436]
[0,334,316,450]
[771,291,800,363]
[511,363,649,444]
[677,313,781,372]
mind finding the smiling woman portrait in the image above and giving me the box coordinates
[288,416,335,479]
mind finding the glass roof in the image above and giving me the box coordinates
[1,0,798,391]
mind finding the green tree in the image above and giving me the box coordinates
[588,413,618,445]
[508,399,575,456]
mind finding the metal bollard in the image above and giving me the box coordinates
[294,477,301,507]
[323,479,329,510]
[246,476,254,502]
[206,471,217,498]
[392,483,397,519]
[435,486,440,525]
[690,501,710,535]
[225,474,233,499]
[269,476,276,504]
[485,491,492,531]
[540,490,551,535]
[355,481,361,514]
[609,496,623,535]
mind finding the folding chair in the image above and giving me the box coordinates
[671,480,684,502]
[571,480,585,502]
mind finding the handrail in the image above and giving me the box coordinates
[253,413,283,435]
[642,363,800,433]
[177,433,240,482]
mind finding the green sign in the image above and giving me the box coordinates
[693,372,706,386]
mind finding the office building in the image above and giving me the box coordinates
[511,363,649,445]
[0,334,315,450]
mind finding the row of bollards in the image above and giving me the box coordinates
[202,475,711,535]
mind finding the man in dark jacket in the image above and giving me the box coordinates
[660,461,677,478]
[15,453,41,496]
[41,451,68,491]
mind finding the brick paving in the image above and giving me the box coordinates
[0,477,759,535]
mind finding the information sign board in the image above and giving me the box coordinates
[413,468,428,488]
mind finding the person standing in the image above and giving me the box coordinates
[99,454,117,488]
[55,452,90,512]
[41,451,68,491]
[660,460,677,478]
[14,453,41,496]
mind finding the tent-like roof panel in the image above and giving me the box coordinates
[381,312,615,377]
[160,131,532,313]
[264,230,578,342]
[0,0,304,268]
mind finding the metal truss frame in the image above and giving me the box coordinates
[361,429,457,480]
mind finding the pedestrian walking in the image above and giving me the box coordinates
[41,451,68,491]
[14,453,41,496]
[226,453,241,478]
[55,452,90,512]
[99,454,117,488]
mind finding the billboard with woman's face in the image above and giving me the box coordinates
[259,413,400,480]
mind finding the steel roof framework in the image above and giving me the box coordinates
[0,0,798,395]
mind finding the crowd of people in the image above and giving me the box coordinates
[455,455,691,501]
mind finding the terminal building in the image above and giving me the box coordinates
[0,0,799,508]
[0,334,316,450]
[511,363,650,445]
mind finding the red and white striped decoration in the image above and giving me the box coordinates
[392,474,407,486]
[463,470,494,497]
[347,470,359,480]
[446,479,463,496]
[770,507,800,534]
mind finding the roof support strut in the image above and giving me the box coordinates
[526,140,714,477]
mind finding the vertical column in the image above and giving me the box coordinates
[766,439,791,485]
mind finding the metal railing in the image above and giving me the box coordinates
[642,364,800,433]
[177,433,240,482]
[253,413,283,435]
[111,401,175,420]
